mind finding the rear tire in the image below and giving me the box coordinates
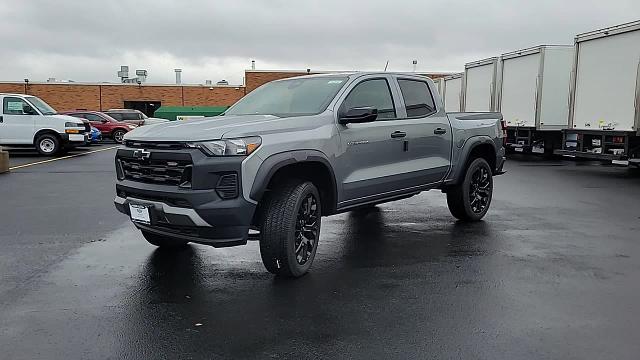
[141,230,189,249]
[259,180,321,278]
[35,134,61,156]
[112,129,126,143]
[447,157,493,221]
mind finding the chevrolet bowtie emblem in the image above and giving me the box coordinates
[133,149,151,160]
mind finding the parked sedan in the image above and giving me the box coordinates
[63,111,136,143]
[104,109,169,126]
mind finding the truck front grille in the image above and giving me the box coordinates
[119,158,192,186]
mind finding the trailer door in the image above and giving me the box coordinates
[464,63,496,112]
[500,52,540,128]
[573,29,640,131]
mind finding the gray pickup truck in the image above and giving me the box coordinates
[114,72,506,277]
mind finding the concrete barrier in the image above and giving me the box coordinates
[0,146,9,174]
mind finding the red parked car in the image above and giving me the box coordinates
[63,111,137,143]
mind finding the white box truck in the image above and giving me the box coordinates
[557,20,640,166]
[463,57,500,112]
[499,45,574,155]
[442,73,463,112]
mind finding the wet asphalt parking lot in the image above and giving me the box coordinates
[1,147,639,360]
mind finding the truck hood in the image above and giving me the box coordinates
[124,114,324,142]
[51,114,86,123]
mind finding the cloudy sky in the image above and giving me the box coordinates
[1,0,638,85]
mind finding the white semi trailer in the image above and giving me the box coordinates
[557,20,640,166]
[463,57,500,112]
[442,73,463,112]
[499,45,574,155]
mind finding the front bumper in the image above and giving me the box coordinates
[61,133,90,146]
[114,193,255,247]
[114,146,257,247]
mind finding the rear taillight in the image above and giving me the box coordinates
[500,120,507,145]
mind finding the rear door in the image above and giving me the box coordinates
[335,76,408,205]
[78,113,109,134]
[394,77,453,185]
[0,96,36,144]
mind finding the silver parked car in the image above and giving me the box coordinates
[105,109,169,126]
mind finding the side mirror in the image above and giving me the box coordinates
[338,106,378,124]
[23,104,37,115]
[101,119,108,123]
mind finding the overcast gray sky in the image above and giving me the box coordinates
[1,0,638,85]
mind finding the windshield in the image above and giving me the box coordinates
[225,76,348,117]
[26,96,57,115]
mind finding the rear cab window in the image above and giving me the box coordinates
[341,78,396,120]
[397,79,436,118]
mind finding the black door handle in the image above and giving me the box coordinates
[391,131,406,138]
[434,128,447,135]
[0,115,3,123]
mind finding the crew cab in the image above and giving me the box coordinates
[114,73,506,277]
[0,93,90,155]
[64,111,137,143]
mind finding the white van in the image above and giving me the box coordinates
[0,93,90,155]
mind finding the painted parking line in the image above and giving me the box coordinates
[9,146,119,170]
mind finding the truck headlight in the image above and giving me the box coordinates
[188,137,261,156]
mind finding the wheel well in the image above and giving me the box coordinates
[33,129,60,145]
[111,128,128,134]
[266,161,337,215]
[467,143,496,174]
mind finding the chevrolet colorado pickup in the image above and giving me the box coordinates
[114,73,506,277]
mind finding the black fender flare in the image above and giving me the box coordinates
[250,150,338,204]
[450,136,497,184]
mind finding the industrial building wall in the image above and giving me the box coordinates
[1,70,451,112]
[245,71,311,93]
[0,83,245,112]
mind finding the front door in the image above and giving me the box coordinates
[335,76,408,207]
[0,97,36,144]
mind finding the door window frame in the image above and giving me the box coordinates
[396,77,438,119]
[3,97,37,116]
[337,77,400,122]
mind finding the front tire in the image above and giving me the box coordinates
[259,180,321,277]
[447,157,493,221]
[112,129,126,143]
[35,134,61,156]
[141,230,189,249]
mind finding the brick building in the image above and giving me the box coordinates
[0,70,451,114]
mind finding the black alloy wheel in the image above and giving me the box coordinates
[294,194,319,265]
[469,166,491,214]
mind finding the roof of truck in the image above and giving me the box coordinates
[272,72,434,81]
[0,93,31,97]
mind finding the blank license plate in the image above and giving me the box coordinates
[129,204,151,224]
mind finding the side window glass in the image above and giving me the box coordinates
[397,79,436,117]
[85,114,103,122]
[3,97,30,115]
[342,79,396,120]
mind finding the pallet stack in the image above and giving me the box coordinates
[0,146,9,174]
